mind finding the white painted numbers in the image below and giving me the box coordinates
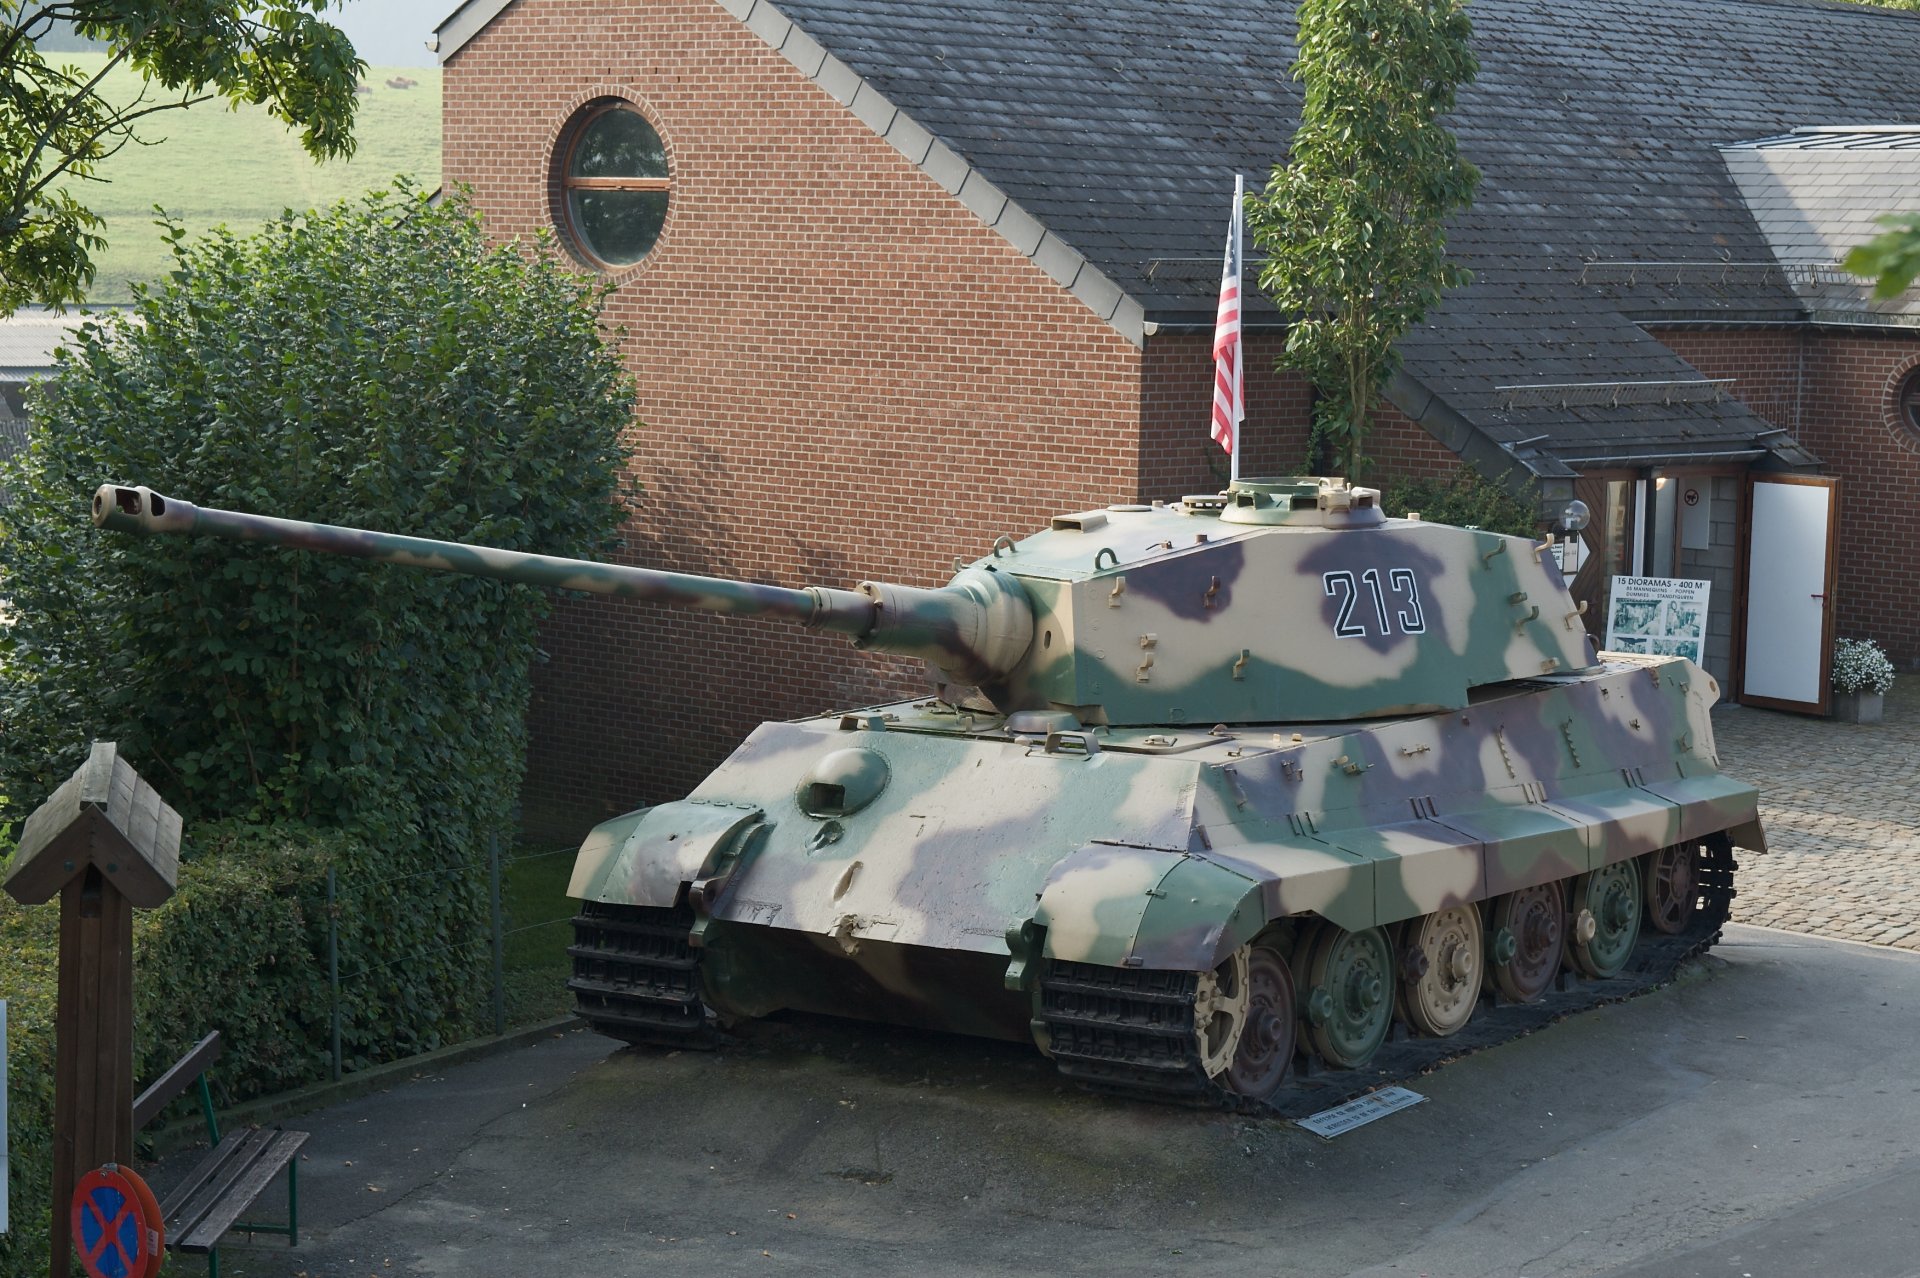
[1322,568,1427,639]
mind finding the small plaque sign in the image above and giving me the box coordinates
[1297,1085,1428,1139]
[1604,575,1711,665]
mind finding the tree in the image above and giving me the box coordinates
[1845,214,1920,298]
[0,184,634,851]
[0,1,362,315]
[1247,0,1480,479]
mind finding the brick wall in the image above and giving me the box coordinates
[1139,334,1311,497]
[1135,338,1451,498]
[1655,326,1920,667]
[1653,328,1806,436]
[1365,400,1462,484]
[445,0,1150,835]
[1800,333,1920,665]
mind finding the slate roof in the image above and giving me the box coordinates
[761,0,1920,474]
[1722,128,1920,326]
[0,413,25,468]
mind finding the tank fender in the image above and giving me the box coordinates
[568,799,766,908]
[1030,843,1264,974]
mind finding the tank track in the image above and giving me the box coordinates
[1040,840,1737,1118]
[567,901,718,1049]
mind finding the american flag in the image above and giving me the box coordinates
[1211,174,1245,479]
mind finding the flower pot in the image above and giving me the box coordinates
[1831,689,1884,724]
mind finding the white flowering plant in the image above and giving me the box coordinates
[1832,637,1897,695]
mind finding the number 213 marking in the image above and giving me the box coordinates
[1322,568,1426,638]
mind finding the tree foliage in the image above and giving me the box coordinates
[0,0,362,314]
[1845,212,1920,299]
[1248,0,1479,479]
[1377,463,1539,538]
[0,184,634,864]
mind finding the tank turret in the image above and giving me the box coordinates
[94,477,1593,725]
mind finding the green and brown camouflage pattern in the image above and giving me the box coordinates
[91,477,1764,1060]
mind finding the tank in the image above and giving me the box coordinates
[92,478,1762,1111]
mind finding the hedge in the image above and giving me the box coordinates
[0,819,485,1277]
[0,186,631,1275]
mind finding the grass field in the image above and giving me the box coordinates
[501,845,581,1026]
[48,53,441,302]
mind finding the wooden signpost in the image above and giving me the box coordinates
[2,742,180,1277]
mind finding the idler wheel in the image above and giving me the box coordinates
[1400,906,1484,1037]
[1298,924,1393,1070]
[1222,943,1297,1100]
[1488,881,1566,1003]
[1192,946,1252,1082]
[1570,859,1642,978]
[1642,842,1696,935]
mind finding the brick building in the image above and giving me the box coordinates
[432,0,1920,837]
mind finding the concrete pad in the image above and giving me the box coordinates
[179,926,1920,1276]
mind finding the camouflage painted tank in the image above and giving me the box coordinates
[93,478,1762,1110]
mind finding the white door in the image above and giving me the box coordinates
[1740,474,1839,713]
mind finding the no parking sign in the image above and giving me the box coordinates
[70,1164,164,1278]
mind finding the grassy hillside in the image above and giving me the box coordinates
[50,53,440,301]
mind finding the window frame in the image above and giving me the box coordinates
[556,100,672,272]
[1897,365,1920,445]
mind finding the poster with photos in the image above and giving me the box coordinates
[1604,576,1711,664]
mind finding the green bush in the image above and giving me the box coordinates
[2,819,503,1276]
[0,184,631,1273]
[0,891,58,1277]
[0,182,632,840]
[1378,464,1540,539]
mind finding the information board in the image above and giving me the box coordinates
[1605,575,1711,664]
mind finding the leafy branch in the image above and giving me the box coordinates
[1248,0,1480,479]
[0,0,364,314]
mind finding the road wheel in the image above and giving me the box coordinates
[1298,924,1394,1069]
[1488,881,1566,1003]
[1400,906,1484,1037]
[1570,859,1642,978]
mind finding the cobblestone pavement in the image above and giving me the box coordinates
[1712,679,1920,950]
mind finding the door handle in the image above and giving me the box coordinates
[1811,593,1827,600]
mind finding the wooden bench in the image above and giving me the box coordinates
[134,1032,309,1278]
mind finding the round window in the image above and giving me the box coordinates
[558,102,670,269]
[1899,366,1920,443]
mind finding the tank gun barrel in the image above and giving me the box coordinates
[91,484,1034,687]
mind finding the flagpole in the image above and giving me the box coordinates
[1230,172,1244,487]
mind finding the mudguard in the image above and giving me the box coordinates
[1031,843,1265,973]
[568,799,765,907]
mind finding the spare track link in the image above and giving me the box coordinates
[568,901,718,1049]
[1040,839,1737,1118]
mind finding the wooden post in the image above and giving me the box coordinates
[3,743,180,1276]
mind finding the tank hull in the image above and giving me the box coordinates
[568,653,1761,1099]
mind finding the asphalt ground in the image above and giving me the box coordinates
[154,686,1920,1277]
[165,924,1920,1278]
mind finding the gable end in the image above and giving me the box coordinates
[435,0,1147,345]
